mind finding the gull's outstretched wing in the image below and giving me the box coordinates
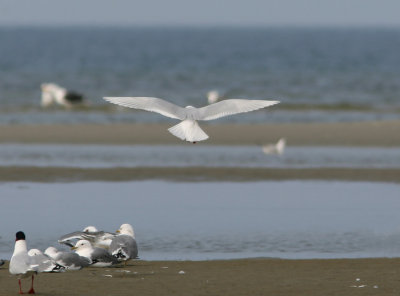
[104,97,186,120]
[192,99,280,121]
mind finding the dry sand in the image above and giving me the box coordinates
[1,258,400,296]
[1,120,400,146]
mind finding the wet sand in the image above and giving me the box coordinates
[1,120,400,146]
[1,166,400,183]
[1,258,399,296]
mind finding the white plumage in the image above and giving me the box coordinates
[104,97,280,143]
[41,83,84,108]
[207,90,220,104]
[262,138,286,155]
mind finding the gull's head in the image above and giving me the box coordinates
[44,247,58,258]
[27,249,42,256]
[83,226,98,233]
[71,240,92,251]
[116,224,135,237]
[207,90,219,104]
[15,231,26,242]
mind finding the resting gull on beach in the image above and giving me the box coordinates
[58,226,116,249]
[71,240,119,267]
[27,249,65,273]
[45,247,91,270]
[9,231,63,294]
[109,224,138,263]
[41,83,84,108]
[104,96,280,143]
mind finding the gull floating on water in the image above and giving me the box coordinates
[262,138,286,155]
[58,226,116,249]
[44,247,91,270]
[41,83,85,108]
[71,240,119,267]
[104,97,280,143]
[9,231,62,294]
[109,224,139,263]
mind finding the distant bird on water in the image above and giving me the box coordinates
[104,97,280,143]
[207,90,220,104]
[262,138,286,155]
[41,83,85,108]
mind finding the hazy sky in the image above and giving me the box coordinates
[0,0,398,27]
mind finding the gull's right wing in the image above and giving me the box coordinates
[104,97,187,120]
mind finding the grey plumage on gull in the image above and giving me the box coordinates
[109,224,138,262]
[44,247,90,270]
[71,240,119,267]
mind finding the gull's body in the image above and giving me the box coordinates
[104,97,280,143]
[72,240,119,267]
[262,138,286,155]
[45,247,91,270]
[109,224,138,262]
[58,226,116,249]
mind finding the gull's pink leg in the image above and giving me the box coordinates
[18,279,24,294]
[27,275,35,294]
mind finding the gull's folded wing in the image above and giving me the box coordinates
[192,99,280,121]
[104,97,186,120]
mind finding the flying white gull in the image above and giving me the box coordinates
[109,224,138,263]
[103,97,280,143]
[9,231,62,294]
[262,138,286,155]
[58,226,116,249]
[45,247,91,270]
[71,240,119,267]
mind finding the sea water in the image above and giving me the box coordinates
[0,27,399,124]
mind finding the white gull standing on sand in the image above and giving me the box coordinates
[104,97,280,143]
[44,247,91,270]
[71,240,119,267]
[9,231,62,294]
[109,224,139,263]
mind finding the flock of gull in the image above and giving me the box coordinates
[7,224,138,294]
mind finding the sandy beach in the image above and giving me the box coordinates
[1,120,400,146]
[1,258,400,296]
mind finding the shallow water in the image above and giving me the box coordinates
[1,181,399,260]
[1,144,399,169]
[1,27,400,124]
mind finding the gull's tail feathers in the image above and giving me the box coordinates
[168,120,209,142]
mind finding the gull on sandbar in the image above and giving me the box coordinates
[41,83,85,108]
[104,96,280,143]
